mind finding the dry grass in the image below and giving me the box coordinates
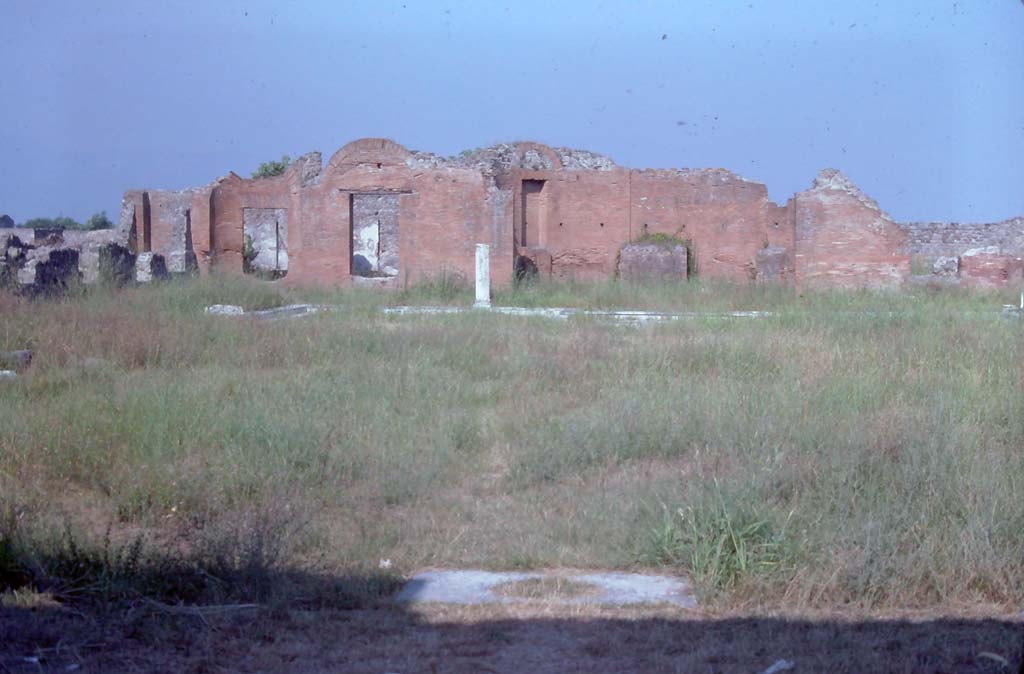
[1,276,1023,620]
[491,577,602,600]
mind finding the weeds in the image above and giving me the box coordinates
[647,485,790,596]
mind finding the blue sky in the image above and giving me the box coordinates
[1,0,1022,223]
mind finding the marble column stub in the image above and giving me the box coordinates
[475,243,491,308]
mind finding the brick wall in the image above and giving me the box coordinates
[793,170,909,289]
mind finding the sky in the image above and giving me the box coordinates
[1,0,1022,224]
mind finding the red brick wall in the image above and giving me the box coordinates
[147,190,189,260]
[210,172,292,278]
[505,167,793,282]
[536,168,632,279]
[207,139,514,288]
[629,170,790,282]
[190,191,213,274]
[960,251,1024,288]
[794,171,909,289]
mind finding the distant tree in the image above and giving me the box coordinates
[84,211,114,230]
[52,216,81,230]
[0,214,14,228]
[20,217,57,229]
[251,155,291,179]
[19,216,86,230]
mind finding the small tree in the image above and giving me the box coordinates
[251,155,291,179]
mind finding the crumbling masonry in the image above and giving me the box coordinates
[3,138,1021,292]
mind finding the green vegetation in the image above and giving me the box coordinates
[1,277,1022,611]
[251,154,291,179]
[84,211,114,230]
[19,211,113,230]
[630,231,687,248]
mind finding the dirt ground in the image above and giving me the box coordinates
[2,601,1022,673]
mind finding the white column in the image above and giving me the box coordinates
[474,243,491,308]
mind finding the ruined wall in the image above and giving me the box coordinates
[402,168,512,285]
[958,248,1024,289]
[629,169,792,282]
[122,138,1021,292]
[793,170,909,289]
[205,140,514,288]
[901,217,1024,256]
[148,190,200,274]
[498,161,793,283]
[899,217,1024,288]
[538,168,632,279]
[210,172,294,279]
[1,227,131,290]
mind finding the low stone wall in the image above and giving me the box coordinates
[900,218,1024,257]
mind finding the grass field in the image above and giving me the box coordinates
[1,276,1023,670]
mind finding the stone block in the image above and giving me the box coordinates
[0,350,32,371]
[16,249,79,291]
[136,252,168,283]
[617,242,687,283]
[99,243,136,285]
[756,245,791,281]
[932,256,959,276]
[166,250,198,275]
[205,304,245,316]
[79,246,101,284]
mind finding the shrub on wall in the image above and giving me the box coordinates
[251,155,291,179]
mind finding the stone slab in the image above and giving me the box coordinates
[395,569,697,607]
[203,303,329,320]
[383,305,773,325]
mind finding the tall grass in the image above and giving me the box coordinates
[1,276,1022,609]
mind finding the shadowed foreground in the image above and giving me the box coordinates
[2,599,1021,673]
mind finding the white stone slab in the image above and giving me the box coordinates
[395,569,697,607]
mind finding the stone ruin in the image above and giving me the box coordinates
[3,137,1022,295]
[0,189,185,293]
[0,227,137,294]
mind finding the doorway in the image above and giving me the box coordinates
[350,193,399,277]
[520,180,545,247]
